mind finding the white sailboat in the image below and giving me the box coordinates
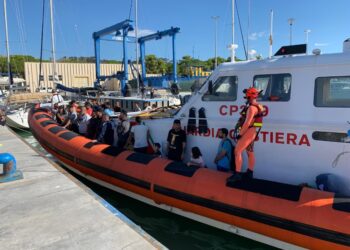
[5,0,57,130]
[2,0,30,130]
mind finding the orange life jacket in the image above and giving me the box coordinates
[239,103,266,128]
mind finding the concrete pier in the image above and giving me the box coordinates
[0,126,165,250]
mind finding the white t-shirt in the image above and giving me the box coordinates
[52,94,64,106]
[130,124,149,148]
[78,114,91,135]
[190,156,205,167]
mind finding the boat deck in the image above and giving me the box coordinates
[0,126,164,250]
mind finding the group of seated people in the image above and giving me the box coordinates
[51,99,233,171]
[166,119,234,171]
[52,100,133,149]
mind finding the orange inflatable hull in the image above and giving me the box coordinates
[29,108,350,249]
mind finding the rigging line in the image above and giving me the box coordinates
[128,0,133,20]
[235,0,247,60]
[13,0,28,58]
[18,0,27,39]
[38,0,46,89]
[8,0,22,76]
[222,0,230,54]
[15,0,27,50]
[18,0,28,57]
[53,2,68,60]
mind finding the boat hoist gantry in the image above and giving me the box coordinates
[93,19,180,96]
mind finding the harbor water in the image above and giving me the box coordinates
[16,129,275,250]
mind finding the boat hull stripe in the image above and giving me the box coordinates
[75,158,151,190]
[153,184,350,246]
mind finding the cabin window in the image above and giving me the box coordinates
[314,76,350,107]
[202,76,237,101]
[253,74,291,101]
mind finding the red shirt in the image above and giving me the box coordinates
[86,107,93,116]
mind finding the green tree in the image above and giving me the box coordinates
[0,55,39,77]
[145,54,159,74]
[177,55,193,76]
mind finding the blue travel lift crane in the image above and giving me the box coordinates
[138,27,180,87]
[93,19,134,96]
[93,19,180,96]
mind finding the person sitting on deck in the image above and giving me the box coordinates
[55,105,67,125]
[103,102,114,116]
[214,128,232,172]
[86,107,103,139]
[116,110,130,149]
[62,105,78,132]
[77,106,91,136]
[167,119,186,162]
[91,99,100,111]
[114,102,121,112]
[153,143,162,157]
[84,102,93,116]
[51,103,59,117]
[69,100,78,108]
[187,146,205,167]
[126,116,150,153]
[95,113,114,145]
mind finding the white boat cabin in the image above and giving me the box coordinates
[145,41,350,186]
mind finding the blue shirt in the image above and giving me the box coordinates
[217,139,231,169]
[104,109,114,116]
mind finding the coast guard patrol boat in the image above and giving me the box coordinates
[147,40,350,187]
[29,40,350,249]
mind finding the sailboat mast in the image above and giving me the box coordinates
[49,0,57,85]
[229,0,237,63]
[135,0,140,95]
[3,0,11,95]
[269,10,274,58]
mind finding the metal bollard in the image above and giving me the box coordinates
[0,153,23,183]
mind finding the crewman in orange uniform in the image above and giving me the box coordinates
[233,87,265,181]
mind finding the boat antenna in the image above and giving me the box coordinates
[234,0,247,60]
[38,0,46,91]
[135,0,140,95]
[3,0,11,95]
[128,0,133,19]
[269,10,273,58]
[246,0,250,60]
[49,0,57,87]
